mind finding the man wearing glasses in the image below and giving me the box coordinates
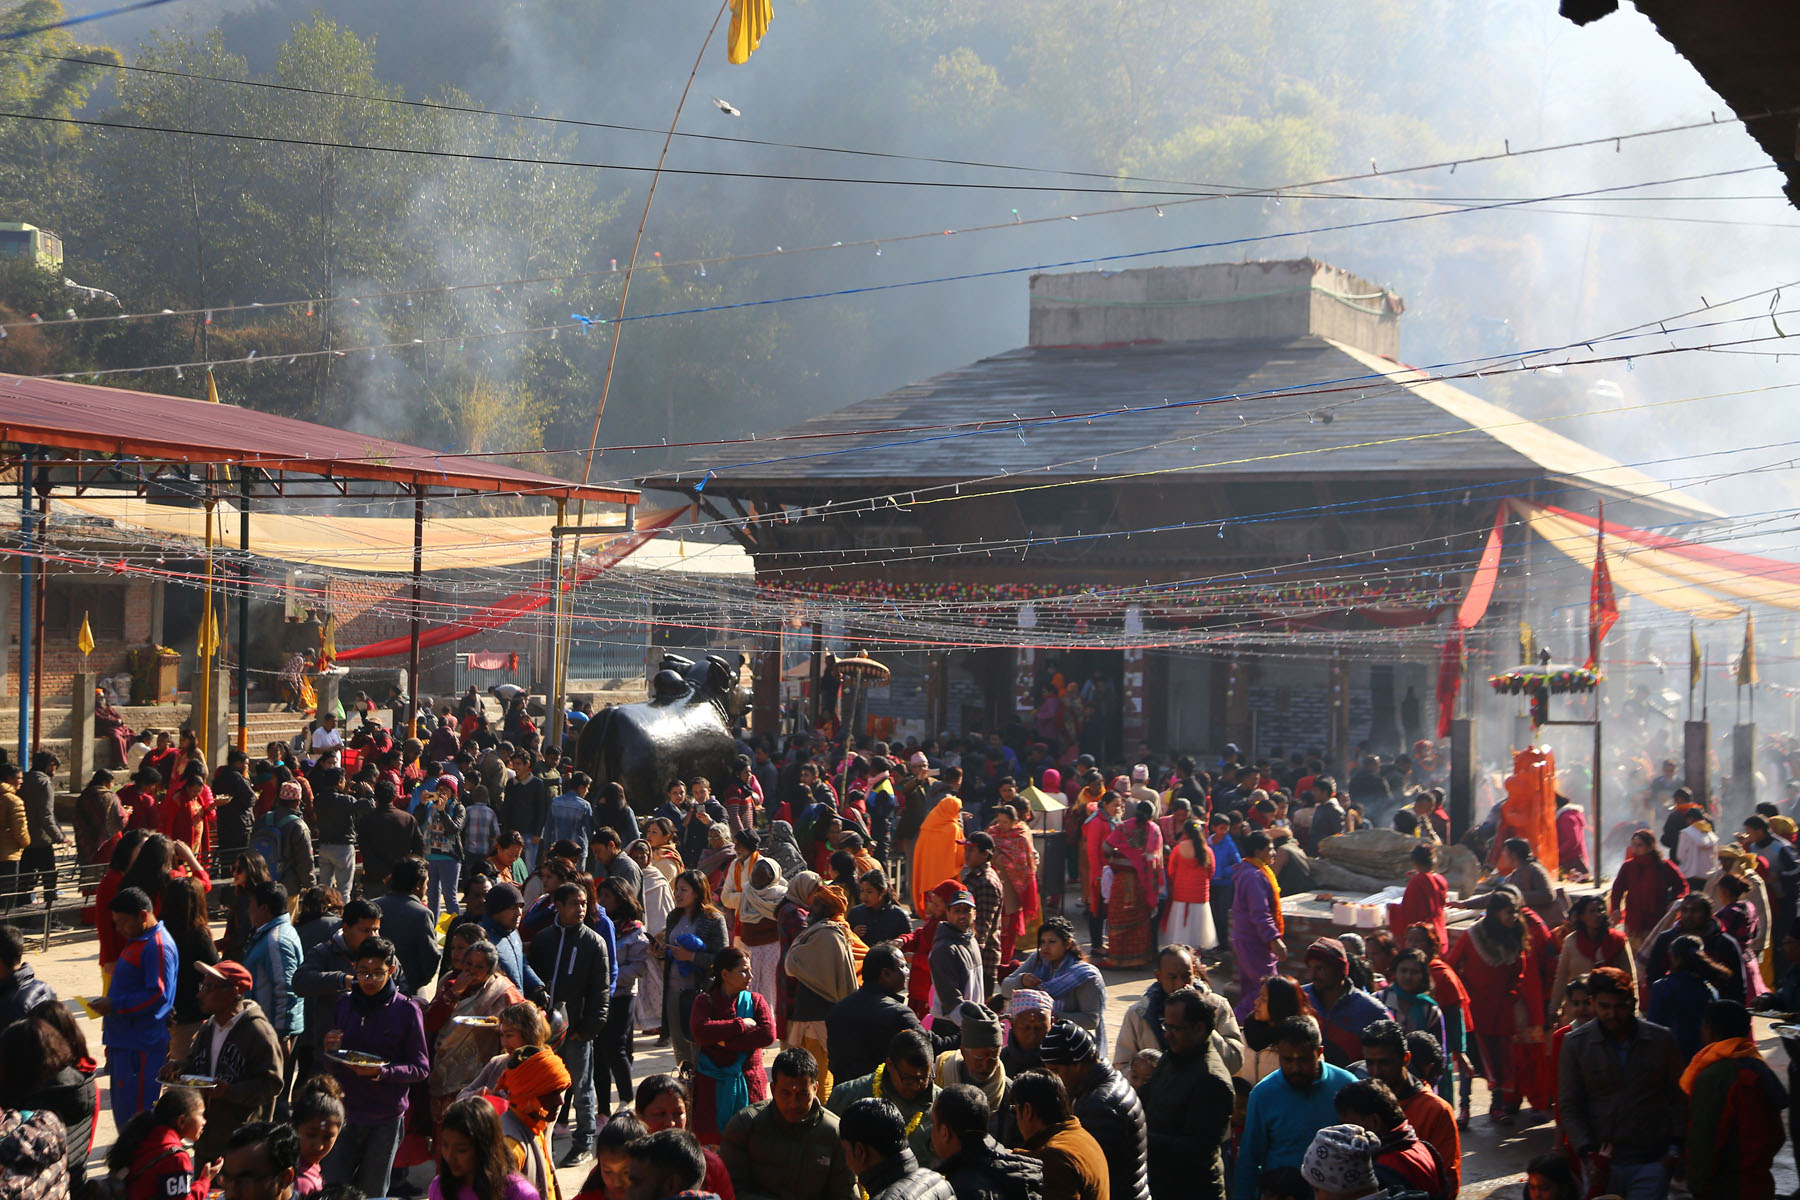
[827,1029,942,1167]
[159,960,284,1164]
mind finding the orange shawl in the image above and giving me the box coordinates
[1680,1035,1761,1094]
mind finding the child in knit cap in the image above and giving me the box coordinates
[1300,1123,1386,1200]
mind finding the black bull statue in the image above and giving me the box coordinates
[575,653,742,813]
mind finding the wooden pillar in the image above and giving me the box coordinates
[1121,646,1148,748]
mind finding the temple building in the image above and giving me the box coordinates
[644,259,1717,758]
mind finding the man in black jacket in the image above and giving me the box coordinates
[1139,987,1234,1200]
[827,946,927,1088]
[1037,1020,1150,1200]
[502,752,548,863]
[370,856,441,998]
[526,881,610,1167]
[0,924,54,1027]
[357,778,424,895]
[212,750,258,882]
[930,1084,1043,1200]
[311,767,371,900]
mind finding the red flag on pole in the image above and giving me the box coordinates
[1586,501,1619,668]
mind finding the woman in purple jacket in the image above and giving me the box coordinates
[321,936,430,1197]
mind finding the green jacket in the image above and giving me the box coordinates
[827,1070,939,1168]
[719,1098,856,1200]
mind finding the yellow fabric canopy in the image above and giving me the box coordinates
[48,494,750,576]
[1510,501,1747,619]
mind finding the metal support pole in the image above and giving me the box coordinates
[1592,717,1605,883]
[197,494,216,763]
[16,448,34,764]
[548,498,566,752]
[30,482,47,756]
[408,486,424,740]
[238,471,251,752]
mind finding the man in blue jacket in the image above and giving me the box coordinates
[242,879,306,1048]
[1234,1014,1357,1199]
[479,880,545,1003]
[93,886,178,1124]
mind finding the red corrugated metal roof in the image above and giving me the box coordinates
[0,374,636,504]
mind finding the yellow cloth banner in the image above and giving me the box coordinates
[77,612,94,657]
[727,0,772,63]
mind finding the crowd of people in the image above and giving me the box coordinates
[0,687,1798,1200]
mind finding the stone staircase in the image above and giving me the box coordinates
[0,701,314,783]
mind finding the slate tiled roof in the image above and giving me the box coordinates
[646,336,1718,519]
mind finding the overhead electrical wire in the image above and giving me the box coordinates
[23,162,1785,385]
[13,45,1793,199]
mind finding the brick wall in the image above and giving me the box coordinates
[2,568,156,700]
[1249,684,1331,752]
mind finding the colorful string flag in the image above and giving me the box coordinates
[1584,500,1619,669]
[77,613,94,658]
[1739,612,1759,687]
[726,0,772,64]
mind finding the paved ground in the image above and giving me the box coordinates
[23,918,1794,1197]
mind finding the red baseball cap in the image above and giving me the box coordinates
[196,960,254,992]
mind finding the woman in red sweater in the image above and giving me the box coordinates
[1609,829,1689,953]
[687,947,775,1144]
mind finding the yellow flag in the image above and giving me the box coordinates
[1739,613,1759,686]
[197,609,221,660]
[206,369,220,403]
[1689,625,1702,692]
[1519,620,1534,666]
[726,0,772,63]
[77,612,94,657]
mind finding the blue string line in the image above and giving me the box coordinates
[1,0,189,40]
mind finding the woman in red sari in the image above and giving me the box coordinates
[160,763,216,867]
[987,804,1040,968]
[1445,887,1553,1123]
[1388,843,1448,951]
[1102,801,1164,968]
